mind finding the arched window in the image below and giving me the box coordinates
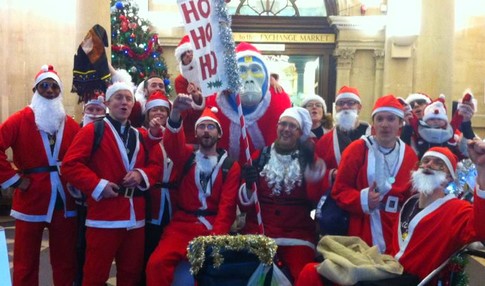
[226,0,328,17]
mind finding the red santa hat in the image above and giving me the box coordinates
[371,94,405,119]
[195,106,222,134]
[34,64,62,89]
[235,42,269,90]
[145,91,171,113]
[174,35,192,63]
[422,146,457,179]
[335,86,361,104]
[300,94,327,114]
[405,92,431,105]
[423,95,448,123]
[279,107,312,142]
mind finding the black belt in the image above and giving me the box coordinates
[153,182,178,189]
[116,187,144,198]
[22,165,58,175]
[184,209,217,217]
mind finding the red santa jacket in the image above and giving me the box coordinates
[205,89,291,165]
[239,148,321,248]
[163,122,240,234]
[61,117,150,228]
[392,191,485,280]
[332,137,418,254]
[0,107,79,222]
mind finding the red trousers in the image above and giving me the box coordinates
[13,210,77,286]
[277,245,316,284]
[82,226,145,286]
[146,221,209,286]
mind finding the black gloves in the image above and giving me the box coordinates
[299,140,315,167]
[241,164,259,187]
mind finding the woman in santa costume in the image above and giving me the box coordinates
[332,95,418,254]
[145,95,240,286]
[62,79,151,286]
[297,143,485,285]
[0,65,80,286]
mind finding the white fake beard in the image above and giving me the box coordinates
[82,114,105,126]
[195,151,218,174]
[30,91,66,134]
[260,147,302,196]
[335,109,358,131]
[411,168,448,196]
[181,59,201,88]
[418,124,454,144]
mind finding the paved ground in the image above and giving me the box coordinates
[0,215,117,285]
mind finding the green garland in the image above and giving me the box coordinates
[187,234,277,275]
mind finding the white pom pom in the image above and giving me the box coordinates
[111,69,133,84]
[211,106,218,113]
[439,93,446,99]
[41,64,49,72]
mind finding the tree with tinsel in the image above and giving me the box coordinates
[110,0,172,92]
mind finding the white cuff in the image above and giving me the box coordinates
[361,187,371,214]
[93,179,109,201]
[238,184,256,206]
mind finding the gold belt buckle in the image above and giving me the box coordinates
[124,187,135,199]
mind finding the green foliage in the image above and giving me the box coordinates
[110,0,171,91]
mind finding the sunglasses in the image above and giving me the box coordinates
[37,82,60,91]
[336,100,358,107]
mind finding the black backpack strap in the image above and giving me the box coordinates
[180,153,196,182]
[91,120,105,156]
[220,156,235,183]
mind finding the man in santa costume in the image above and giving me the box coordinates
[173,35,206,145]
[0,65,80,285]
[405,92,432,120]
[315,86,370,192]
[296,143,485,285]
[333,94,418,254]
[239,106,326,283]
[61,79,151,285]
[129,74,168,128]
[145,94,240,286]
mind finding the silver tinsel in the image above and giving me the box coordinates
[214,0,241,93]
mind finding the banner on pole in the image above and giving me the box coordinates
[0,228,11,286]
[177,0,231,97]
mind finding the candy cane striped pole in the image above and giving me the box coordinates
[235,93,264,235]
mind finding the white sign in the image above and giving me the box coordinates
[177,0,229,97]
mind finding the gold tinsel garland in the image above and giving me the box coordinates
[187,234,277,275]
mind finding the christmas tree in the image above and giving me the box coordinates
[110,0,172,92]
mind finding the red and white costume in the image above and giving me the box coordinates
[332,137,418,254]
[146,120,240,286]
[0,106,80,285]
[239,145,323,282]
[61,116,150,285]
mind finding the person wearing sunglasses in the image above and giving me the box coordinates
[301,94,333,142]
[0,64,81,285]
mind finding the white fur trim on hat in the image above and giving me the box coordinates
[336,92,360,104]
[422,150,456,179]
[145,99,170,112]
[105,81,135,101]
[371,107,404,119]
[405,93,431,104]
[423,101,448,123]
[300,94,327,113]
[279,107,312,142]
